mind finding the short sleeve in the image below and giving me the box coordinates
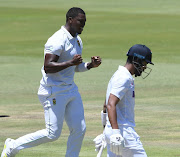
[110,77,130,100]
[44,37,64,56]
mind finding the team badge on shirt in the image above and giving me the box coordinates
[77,40,80,47]
[53,98,56,105]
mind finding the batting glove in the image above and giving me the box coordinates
[93,133,107,152]
[110,129,124,156]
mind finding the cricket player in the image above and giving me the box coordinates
[94,44,154,157]
[1,7,101,157]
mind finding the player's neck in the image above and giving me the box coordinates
[64,24,76,37]
[124,63,134,75]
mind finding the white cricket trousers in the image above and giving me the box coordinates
[105,125,147,157]
[12,90,86,157]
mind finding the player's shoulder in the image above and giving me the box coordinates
[45,28,66,46]
[118,66,132,77]
[50,28,66,40]
[112,66,132,85]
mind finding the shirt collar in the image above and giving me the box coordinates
[61,26,77,40]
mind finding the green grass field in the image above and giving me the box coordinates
[0,0,180,156]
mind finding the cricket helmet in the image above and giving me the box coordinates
[127,44,154,65]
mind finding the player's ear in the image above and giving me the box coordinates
[68,17,73,24]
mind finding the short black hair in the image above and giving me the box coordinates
[66,7,85,22]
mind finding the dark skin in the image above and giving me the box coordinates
[44,13,101,74]
[104,61,147,129]
[44,54,83,73]
[65,13,86,37]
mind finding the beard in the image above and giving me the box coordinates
[134,63,143,77]
[134,68,142,77]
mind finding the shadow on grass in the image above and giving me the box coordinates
[0,115,10,118]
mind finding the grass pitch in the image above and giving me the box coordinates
[0,0,180,156]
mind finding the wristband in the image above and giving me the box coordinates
[87,62,94,70]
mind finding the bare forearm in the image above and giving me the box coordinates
[44,54,82,74]
[107,94,120,129]
[107,104,119,129]
[44,60,74,73]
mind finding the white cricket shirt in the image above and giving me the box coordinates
[106,66,136,127]
[38,26,88,96]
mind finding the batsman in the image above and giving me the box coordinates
[94,44,154,157]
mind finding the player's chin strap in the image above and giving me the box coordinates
[133,60,152,79]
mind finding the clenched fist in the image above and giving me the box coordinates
[91,56,101,68]
[87,56,102,69]
[72,54,83,65]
